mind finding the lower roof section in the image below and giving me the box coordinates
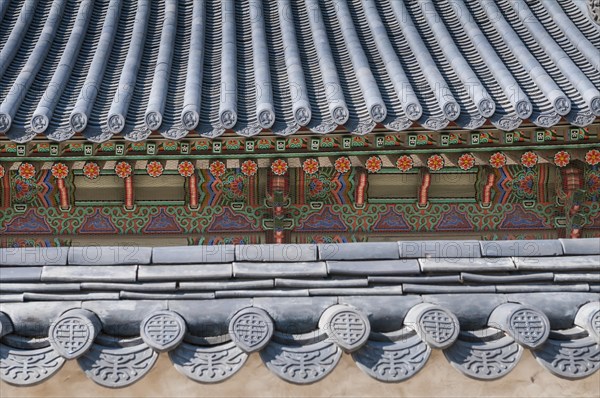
[0,239,599,387]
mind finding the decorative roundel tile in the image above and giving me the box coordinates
[228,308,274,353]
[140,311,186,352]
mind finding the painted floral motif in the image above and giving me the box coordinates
[83,162,100,180]
[321,137,335,148]
[271,159,288,176]
[457,154,475,171]
[303,159,319,175]
[352,136,367,147]
[146,161,164,178]
[585,170,600,200]
[241,160,258,177]
[225,139,241,150]
[209,161,226,178]
[365,156,382,173]
[427,155,444,171]
[131,142,146,151]
[396,155,414,172]
[309,177,325,198]
[384,135,397,146]
[257,139,272,150]
[18,163,35,179]
[417,134,431,145]
[223,174,246,199]
[288,137,303,149]
[585,149,600,166]
[521,152,538,168]
[115,161,132,179]
[334,157,351,174]
[177,161,194,178]
[553,151,571,168]
[512,171,537,200]
[307,175,332,199]
[0,164,5,179]
[195,140,210,151]
[14,179,31,200]
[489,152,507,169]
[163,141,178,151]
[50,163,69,179]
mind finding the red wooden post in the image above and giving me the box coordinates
[355,169,368,206]
[418,170,431,206]
[57,178,69,209]
[189,173,198,208]
[482,172,496,206]
[124,176,134,209]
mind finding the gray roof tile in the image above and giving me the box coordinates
[0,295,24,303]
[80,282,177,292]
[235,244,317,262]
[480,240,563,257]
[167,299,252,336]
[152,245,235,264]
[495,284,589,293]
[326,259,419,275]
[0,267,42,282]
[1,283,81,293]
[215,289,310,298]
[232,262,327,278]
[422,294,507,330]
[253,297,337,334]
[319,242,400,261]
[504,293,599,329]
[23,292,120,301]
[461,272,555,284]
[308,286,404,296]
[1,238,600,385]
[399,240,481,258]
[402,284,496,294]
[559,238,600,255]
[0,248,68,266]
[274,278,368,288]
[179,280,274,291]
[339,296,423,332]
[0,301,83,336]
[419,257,515,273]
[41,265,137,283]
[137,264,232,281]
[83,300,168,336]
[119,292,215,300]
[1,1,598,142]
[554,273,600,283]
[68,246,151,266]
[368,275,461,284]
[514,255,600,271]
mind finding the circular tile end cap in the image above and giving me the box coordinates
[140,310,186,352]
[319,305,371,353]
[404,303,460,349]
[489,303,550,349]
[228,307,274,353]
[49,309,101,359]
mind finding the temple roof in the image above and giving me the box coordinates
[0,0,599,143]
[1,238,599,387]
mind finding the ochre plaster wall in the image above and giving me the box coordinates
[1,350,598,398]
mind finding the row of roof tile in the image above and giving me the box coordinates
[1,238,598,266]
[0,0,599,142]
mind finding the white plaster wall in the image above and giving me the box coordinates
[1,350,598,397]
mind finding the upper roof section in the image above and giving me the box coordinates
[0,0,599,144]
